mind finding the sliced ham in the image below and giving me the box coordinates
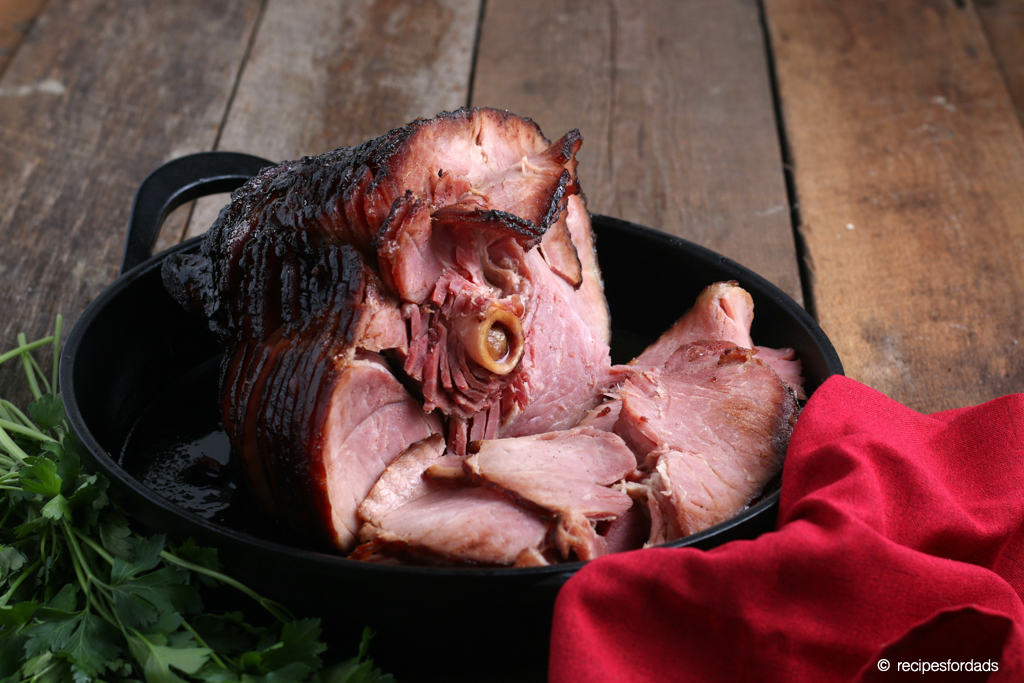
[576,399,622,432]
[465,427,635,521]
[163,107,808,563]
[355,434,454,530]
[354,433,552,566]
[163,108,616,552]
[321,356,444,551]
[354,488,551,567]
[632,282,756,367]
[631,281,806,399]
[615,341,799,542]
[460,427,635,561]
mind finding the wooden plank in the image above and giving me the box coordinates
[471,0,803,302]
[0,0,262,396]
[977,0,1024,124]
[764,0,1024,411]
[181,0,481,242]
[0,0,45,76]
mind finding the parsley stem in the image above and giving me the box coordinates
[62,523,117,628]
[180,618,230,670]
[26,355,51,397]
[62,522,111,590]
[51,315,62,393]
[0,423,30,463]
[0,556,42,608]
[16,335,43,401]
[0,419,53,442]
[0,401,34,429]
[158,550,295,623]
[61,520,108,621]
[73,529,114,566]
[0,336,53,367]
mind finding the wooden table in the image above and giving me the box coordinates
[1,0,1022,675]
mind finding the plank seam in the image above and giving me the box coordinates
[212,0,268,153]
[465,0,487,107]
[607,0,617,211]
[176,0,269,244]
[757,0,816,320]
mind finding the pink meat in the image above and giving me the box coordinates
[164,109,617,552]
[354,432,554,567]
[356,434,456,530]
[753,345,806,400]
[458,426,636,561]
[615,341,799,542]
[321,355,443,551]
[599,500,651,554]
[576,399,623,432]
[499,198,615,437]
[631,281,806,399]
[465,427,635,520]
[633,282,756,367]
[354,488,551,567]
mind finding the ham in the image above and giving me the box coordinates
[465,427,637,561]
[353,487,552,567]
[616,342,799,543]
[162,106,807,563]
[465,427,635,521]
[353,433,553,566]
[632,281,805,399]
[163,108,614,553]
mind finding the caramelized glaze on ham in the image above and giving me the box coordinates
[163,107,807,564]
[163,108,614,553]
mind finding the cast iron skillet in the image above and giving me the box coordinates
[61,152,843,678]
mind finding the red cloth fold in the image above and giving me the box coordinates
[549,376,1024,681]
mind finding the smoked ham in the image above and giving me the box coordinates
[163,107,805,563]
[163,108,614,553]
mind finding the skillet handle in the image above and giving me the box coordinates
[120,151,274,275]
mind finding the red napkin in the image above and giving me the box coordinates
[548,376,1024,681]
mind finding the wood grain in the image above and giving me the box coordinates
[765,0,1024,411]
[976,0,1024,124]
[179,0,482,243]
[0,0,262,397]
[0,0,45,76]
[472,0,803,302]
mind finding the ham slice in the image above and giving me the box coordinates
[465,427,635,520]
[354,488,551,567]
[632,281,805,399]
[465,427,636,560]
[355,434,454,530]
[354,433,552,566]
[615,341,799,543]
[321,356,444,551]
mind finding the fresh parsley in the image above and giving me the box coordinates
[0,317,394,683]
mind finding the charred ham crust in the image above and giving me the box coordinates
[219,245,373,539]
[160,108,602,552]
[430,205,546,243]
[162,107,585,339]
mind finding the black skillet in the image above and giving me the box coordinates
[61,152,843,678]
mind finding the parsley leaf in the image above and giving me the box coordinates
[27,394,65,433]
